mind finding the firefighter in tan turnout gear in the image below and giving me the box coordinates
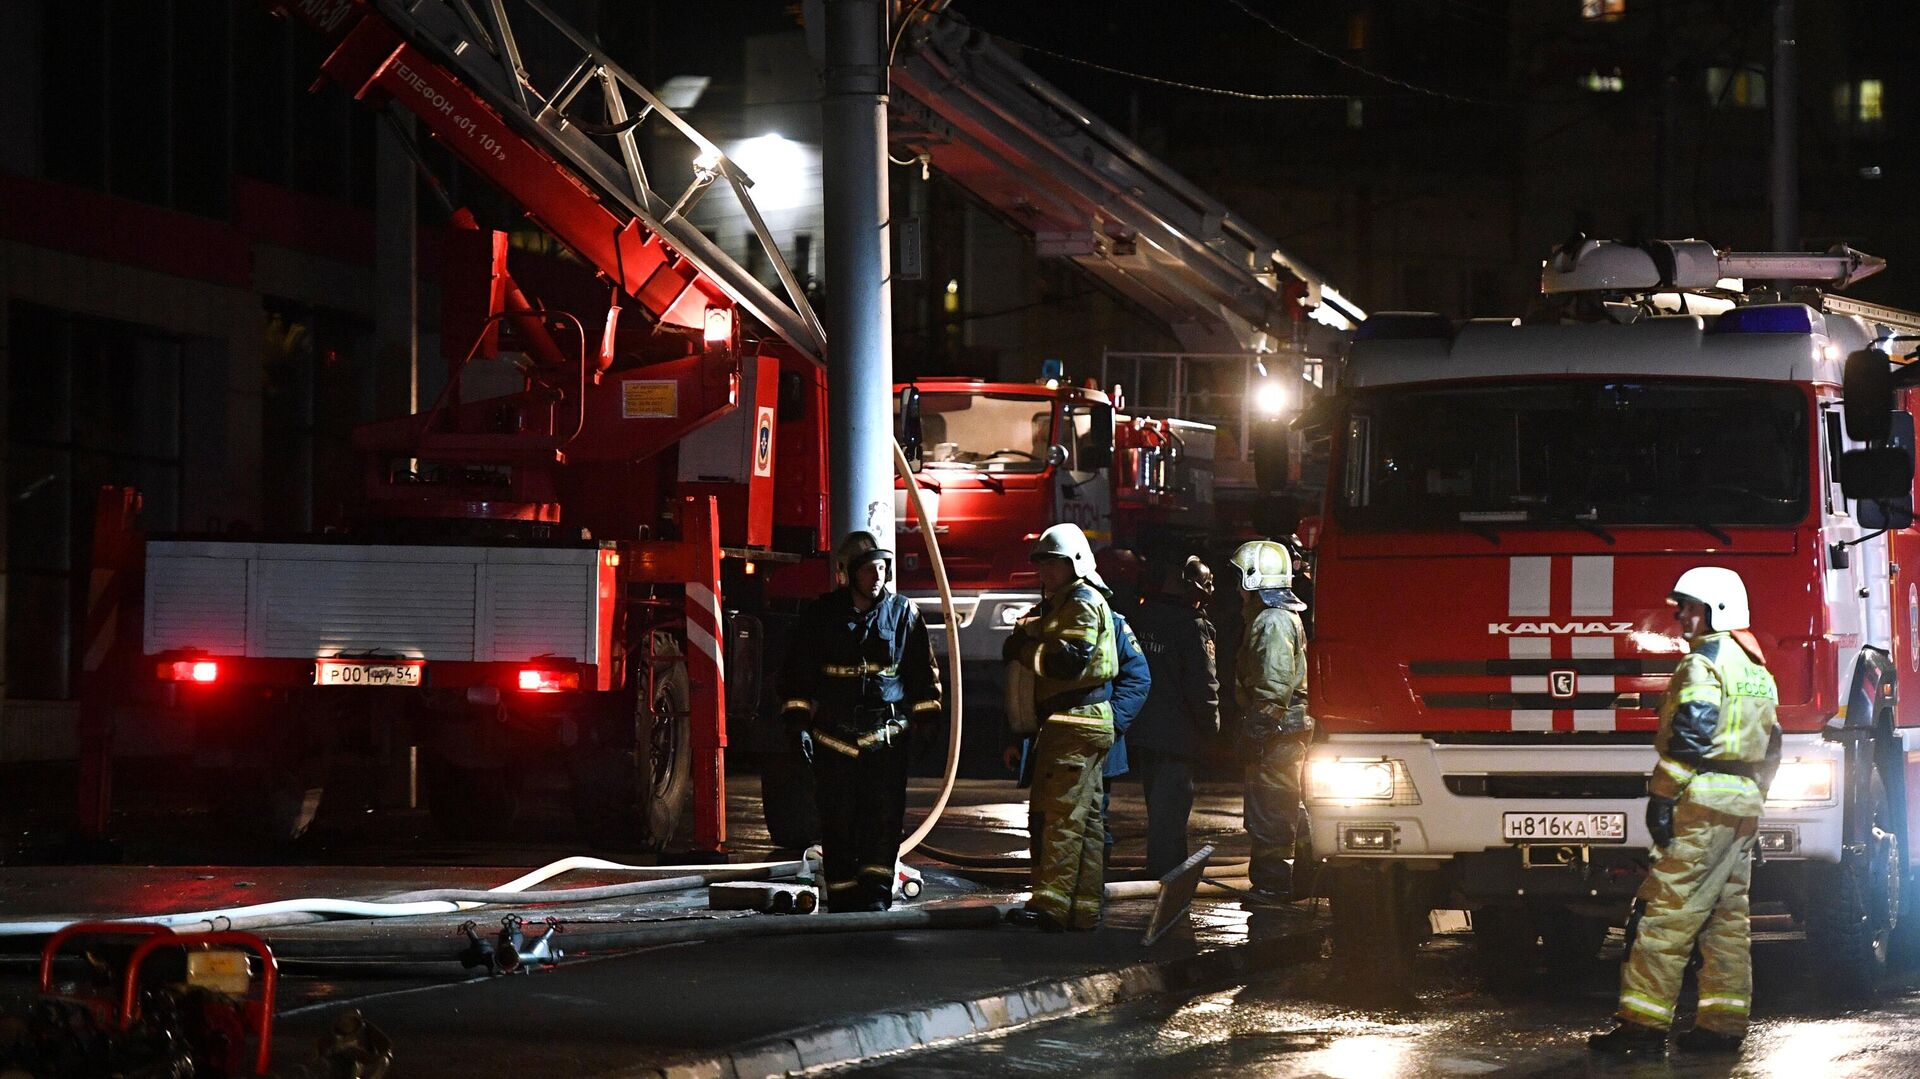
[779,532,942,912]
[1590,567,1780,1057]
[1230,539,1312,898]
[1005,523,1119,931]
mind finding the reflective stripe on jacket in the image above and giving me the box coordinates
[1650,632,1779,816]
[1007,580,1118,719]
[778,588,941,731]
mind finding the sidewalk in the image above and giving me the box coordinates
[265,890,1323,1078]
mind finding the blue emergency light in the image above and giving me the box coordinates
[1714,304,1818,335]
[1040,358,1065,380]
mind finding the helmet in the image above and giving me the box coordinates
[1669,566,1750,631]
[1228,540,1294,591]
[1030,524,1106,590]
[835,530,893,584]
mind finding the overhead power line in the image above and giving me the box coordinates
[986,32,1381,102]
[1222,0,1517,108]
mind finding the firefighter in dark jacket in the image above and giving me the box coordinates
[779,531,942,912]
[1230,539,1310,898]
[1128,556,1221,877]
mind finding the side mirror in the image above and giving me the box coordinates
[1047,444,1070,469]
[1843,350,1894,443]
[1848,409,1915,528]
[1080,405,1114,471]
[895,385,922,461]
[1251,417,1291,493]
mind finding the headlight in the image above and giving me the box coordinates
[994,602,1034,627]
[1765,758,1836,806]
[1306,758,1419,806]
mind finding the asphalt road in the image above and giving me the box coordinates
[859,922,1920,1078]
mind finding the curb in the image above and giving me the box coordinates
[630,922,1325,1078]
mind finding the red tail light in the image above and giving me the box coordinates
[159,660,219,683]
[517,668,580,693]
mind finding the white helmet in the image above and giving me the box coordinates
[1229,539,1294,591]
[1669,566,1750,632]
[1030,524,1106,590]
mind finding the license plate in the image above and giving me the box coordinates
[314,660,423,687]
[1502,812,1626,843]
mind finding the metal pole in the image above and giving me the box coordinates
[1770,0,1798,252]
[822,0,895,548]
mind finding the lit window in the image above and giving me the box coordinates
[1581,0,1626,21]
[1347,99,1364,129]
[1857,79,1884,123]
[1582,69,1625,93]
[1707,68,1766,108]
[1348,13,1370,51]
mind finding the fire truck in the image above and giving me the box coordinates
[137,0,834,851]
[118,0,1353,852]
[1303,237,1920,991]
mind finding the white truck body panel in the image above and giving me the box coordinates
[144,541,604,665]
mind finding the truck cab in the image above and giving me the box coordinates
[1306,239,1920,988]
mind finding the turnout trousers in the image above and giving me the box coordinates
[1617,799,1759,1034]
[1245,730,1309,893]
[1132,748,1198,879]
[810,735,910,912]
[1026,711,1115,929]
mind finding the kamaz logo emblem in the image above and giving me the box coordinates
[1549,670,1577,699]
[1487,621,1634,635]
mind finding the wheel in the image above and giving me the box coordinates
[759,747,821,850]
[423,754,518,840]
[1806,767,1901,1001]
[569,649,692,851]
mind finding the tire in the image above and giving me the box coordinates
[424,754,519,840]
[570,652,692,851]
[759,747,820,850]
[1806,767,1901,1002]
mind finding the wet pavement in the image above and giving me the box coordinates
[861,921,1920,1078]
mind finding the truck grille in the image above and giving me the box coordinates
[1443,773,1649,799]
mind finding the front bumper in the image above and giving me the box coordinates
[903,591,1040,662]
[1305,733,1847,868]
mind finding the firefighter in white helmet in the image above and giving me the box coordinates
[1590,566,1780,1057]
[1004,523,1119,931]
[1229,538,1311,898]
[777,531,942,911]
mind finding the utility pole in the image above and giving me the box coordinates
[821,0,896,550]
[1770,0,1798,251]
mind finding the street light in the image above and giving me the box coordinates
[730,134,812,211]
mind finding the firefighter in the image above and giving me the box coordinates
[1230,539,1310,899]
[1590,567,1780,1057]
[1004,523,1119,931]
[1128,555,1221,877]
[778,531,942,912]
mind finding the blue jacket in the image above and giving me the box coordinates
[1105,610,1151,777]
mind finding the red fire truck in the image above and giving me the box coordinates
[1303,238,1920,990]
[133,0,836,851]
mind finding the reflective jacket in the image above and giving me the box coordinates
[1004,579,1118,720]
[1128,594,1220,758]
[1236,595,1308,743]
[779,588,941,749]
[1649,631,1780,817]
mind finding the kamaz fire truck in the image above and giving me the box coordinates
[1303,238,1920,992]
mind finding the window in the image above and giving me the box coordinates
[1582,69,1625,94]
[1857,78,1885,124]
[7,303,184,700]
[1335,379,1809,532]
[1581,0,1626,22]
[910,393,1053,473]
[1707,68,1767,108]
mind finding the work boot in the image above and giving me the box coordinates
[1587,1020,1668,1057]
[1005,908,1066,933]
[1674,1026,1744,1054]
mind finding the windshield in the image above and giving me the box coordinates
[912,393,1055,473]
[1337,379,1809,530]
